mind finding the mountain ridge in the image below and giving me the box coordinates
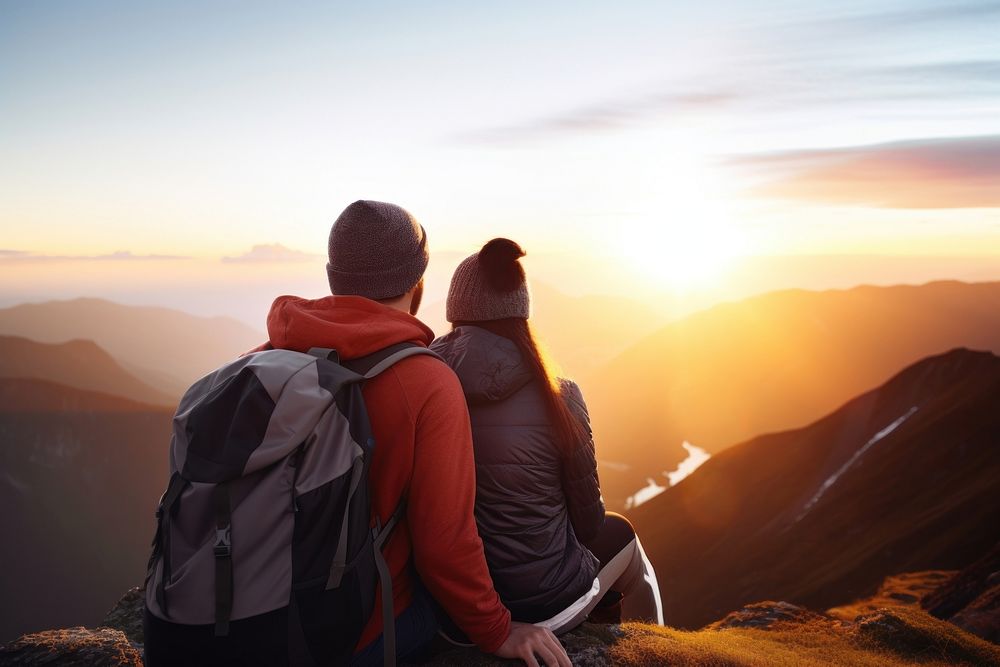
[0,298,265,398]
[589,280,1000,508]
[629,347,1000,629]
[0,336,175,406]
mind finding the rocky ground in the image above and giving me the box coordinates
[2,587,998,666]
[826,570,957,620]
[922,543,1000,644]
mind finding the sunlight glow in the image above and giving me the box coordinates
[615,153,748,291]
[622,214,743,289]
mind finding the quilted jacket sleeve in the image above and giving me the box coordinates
[559,379,605,544]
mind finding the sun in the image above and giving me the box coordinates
[617,190,746,291]
[593,126,750,291]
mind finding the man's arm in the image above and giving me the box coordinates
[406,362,510,650]
[405,362,570,665]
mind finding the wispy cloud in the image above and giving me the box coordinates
[221,244,323,263]
[459,55,999,144]
[0,250,190,261]
[788,1,1000,34]
[458,90,738,144]
[458,1,1000,146]
[734,135,1000,208]
[849,60,1000,102]
[870,59,1000,84]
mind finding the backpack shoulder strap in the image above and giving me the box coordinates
[341,342,442,379]
[372,501,407,667]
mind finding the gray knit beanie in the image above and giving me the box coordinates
[326,200,429,300]
[446,238,531,322]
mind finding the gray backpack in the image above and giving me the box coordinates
[143,342,438,667]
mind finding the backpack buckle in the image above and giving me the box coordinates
[214,526,232,558]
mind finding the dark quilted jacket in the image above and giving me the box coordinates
[430,325,604,621]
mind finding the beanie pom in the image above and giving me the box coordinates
[478,238,526,291]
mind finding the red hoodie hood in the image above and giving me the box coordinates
[263,294,435,359]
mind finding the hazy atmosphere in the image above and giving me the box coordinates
[3,0,999,329]
[2,1,999,664]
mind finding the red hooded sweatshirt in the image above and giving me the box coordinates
[252,294,511,653]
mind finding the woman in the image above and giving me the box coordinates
[430,238,663,634]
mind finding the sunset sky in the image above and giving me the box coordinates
[2,0,999,326]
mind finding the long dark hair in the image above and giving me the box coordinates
[453,239,585,457]
[454,318,585,457]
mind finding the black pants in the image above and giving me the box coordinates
[143,605,291,667]
[541,511,663,632]
[583,511,638,570]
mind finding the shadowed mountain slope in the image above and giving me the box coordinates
[588,280,1000,508]
[629,348,1000,630]
[0,377,165,413]
[0,380,172,643]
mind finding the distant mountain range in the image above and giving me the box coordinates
[588,280,1000,508]
[421,280,671,379]
[527,282,674,379]
[0,298,264,398]
[0,336,175,407]
[629,347,1000,629]
[0,291,669,398]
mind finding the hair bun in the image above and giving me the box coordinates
[478,238,526,291]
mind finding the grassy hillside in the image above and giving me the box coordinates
[427,604,1000,666]
[7,596,998,666]
[827,571,956,621]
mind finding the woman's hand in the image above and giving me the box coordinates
[494,621,572,667]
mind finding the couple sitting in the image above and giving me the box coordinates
[147,200,662,666]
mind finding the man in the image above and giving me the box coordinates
[257,200,570,666]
